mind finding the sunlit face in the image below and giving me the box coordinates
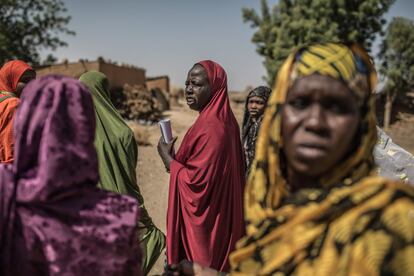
[184,64,212,111]
[281,74,361,179]
[16,69,36,96]
[247,96,266,118]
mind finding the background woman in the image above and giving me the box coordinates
[157,60,245,272]
[242,86,271,175]
[0,60,36,163]
[80,71,165,275]
[0,75,140,275]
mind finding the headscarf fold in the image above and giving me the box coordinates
[230,43,414,275]
[167,60,245,272]
[0,60,32,93]
[80,71,165,275]
[0,75,141,276]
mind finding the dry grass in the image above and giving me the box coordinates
[127,122,151,146]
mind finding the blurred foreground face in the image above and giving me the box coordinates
[16,69,36,96]
[185,64,212,111]
[247,96,266,118]
[281,74,361,178]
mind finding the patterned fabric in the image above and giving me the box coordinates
[374,127,414,184]
[242,87,271,175]
[243,117,263,174]
[0,95,19,163]
[229,43,414,275]
[0,60,32,164]
[80,71,165,275]
[0,75,141,276]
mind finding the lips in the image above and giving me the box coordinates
[295,143,329,160]
[186,97,195,105]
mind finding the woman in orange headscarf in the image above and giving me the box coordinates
[0,60,36,163]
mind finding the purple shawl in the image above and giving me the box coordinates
[0,75,141,275]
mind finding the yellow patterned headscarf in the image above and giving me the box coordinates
[244,42,378,229]
[230,43,414,275]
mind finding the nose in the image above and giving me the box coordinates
[185,85,193,97]
[304,104,329,135]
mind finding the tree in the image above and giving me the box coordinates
[0,0,74,65]
[243,0,394,86]
[379,17,414,129]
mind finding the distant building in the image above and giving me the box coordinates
[146,75,170,93]
[35,59,146,90]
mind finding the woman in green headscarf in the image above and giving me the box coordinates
[80,71,165,275]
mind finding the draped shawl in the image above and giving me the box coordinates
[0,60,33,163]
[80,71,165,275]
[167,60,245,272]
[0,75,140,276]
[230,43,414,275]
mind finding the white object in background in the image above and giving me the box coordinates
[159,119,173,143]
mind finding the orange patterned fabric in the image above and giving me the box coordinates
[0,96,19,163]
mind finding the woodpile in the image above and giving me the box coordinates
[121,84,167,122]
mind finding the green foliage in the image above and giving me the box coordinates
[379,17,414,98]
[243,0,394,85]
[0,0,74,65]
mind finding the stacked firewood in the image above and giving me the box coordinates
[122,84,165,122]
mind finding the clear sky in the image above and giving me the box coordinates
[41,0,414,91]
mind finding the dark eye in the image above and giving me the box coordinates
[287,98,309,110]
[324,101,352,114]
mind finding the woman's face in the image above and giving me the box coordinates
[281,74,361,179]
[16,69,36,96]
[185,64,212,111]
[247,96,266,118]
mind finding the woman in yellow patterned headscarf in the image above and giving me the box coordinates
[164,42,414,276]
[228,42,414,275]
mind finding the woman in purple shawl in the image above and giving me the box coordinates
[0,75,141,276]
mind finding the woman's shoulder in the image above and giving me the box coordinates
[358,176,414,197]
[196,116,228,135]
[0,96,19,110]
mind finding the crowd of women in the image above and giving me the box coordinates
[1,41,413,276]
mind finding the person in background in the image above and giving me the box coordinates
[80,71,165,275]
[0,60,36,163]
[165,43,414,276]
[157,60,245,272]
[242,86,271,175]
[0,75,141,276]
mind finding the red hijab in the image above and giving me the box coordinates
[167,60,245,272]
[0,60,33,93]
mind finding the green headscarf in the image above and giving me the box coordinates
[80,71,165,275]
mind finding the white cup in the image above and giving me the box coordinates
[159,119,173,143]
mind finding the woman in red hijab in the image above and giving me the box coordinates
[157,60,245,272]
[0,60,36,163]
